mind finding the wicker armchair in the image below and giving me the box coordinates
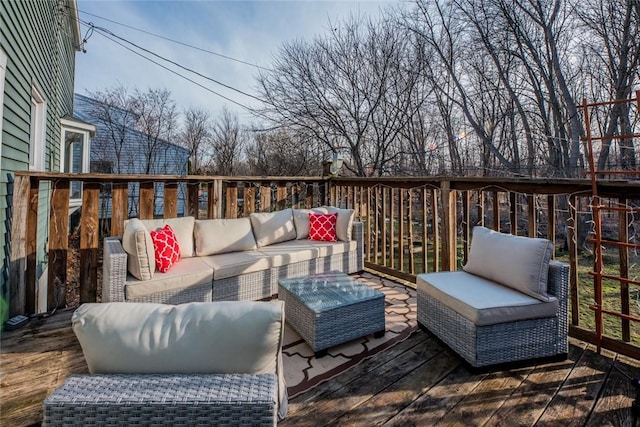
[416,227,569,368]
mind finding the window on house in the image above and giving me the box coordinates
[29,85,47,171]
[60,118,95,205]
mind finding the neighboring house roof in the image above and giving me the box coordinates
[74,93,188,155]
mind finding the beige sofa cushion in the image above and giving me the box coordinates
[194,218,257,256]
[250,209,297,247]
[122,218,155,281]
[140,217,195,259]
[200,251,272,280]
[257,240,320,267]
[463,226,553,302]
[417,271,558,326]
[292,208,328,239]
[72,301,287,419]
[124,257,213,300]
[302,239,357,257]
[323,206,355,242]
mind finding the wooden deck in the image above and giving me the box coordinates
[2,305,640,426]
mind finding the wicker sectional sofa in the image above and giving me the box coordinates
[102,207,363,304]
[417,226,569,368]
[45,301,287,425]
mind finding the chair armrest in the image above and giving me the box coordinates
[352,222,364,271]
[102,237,128,302]
[547,260,569,302]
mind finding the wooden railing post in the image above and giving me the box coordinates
[187,182,199,218]
[527,194,536,237]
[440,180,457,271]
[244,184,255,216]
[48,180,70,310]
[164,182,178,218]
[139,182,154,219]
[79,183,100,303]
[568,194,579,326]
[226,182,238,218]
[260,183,271,212]
[207,179,223,219]
[9,175,31,315]
[111,183,128,236]
[620,197,630,342]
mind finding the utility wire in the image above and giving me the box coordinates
[83,20,265,104]
[78,9,273,72]
[94,28,255,111]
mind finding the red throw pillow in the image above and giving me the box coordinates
[150,224,181,273]
[308,212,338,242]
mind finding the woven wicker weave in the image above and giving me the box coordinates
[417,261,569,367]
[279,271,385,355]
[43,373,277,426]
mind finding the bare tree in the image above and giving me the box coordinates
[245,129,324,176]
[576,0,640,171]
[131,88,178,174]
[257,14,426,177]
[88,84,138,173]
[180,107,212,174]
[209,107,246,176]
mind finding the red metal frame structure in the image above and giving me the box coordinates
[581,92,640,352]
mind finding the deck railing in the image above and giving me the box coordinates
[8,172,640,359]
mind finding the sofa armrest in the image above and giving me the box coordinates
[102,237,128,302]
[352,222,364,272]
[548,260,569,347]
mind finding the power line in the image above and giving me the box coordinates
[83,20,265,104]
[95,28,256,112]
[78,9,273,72]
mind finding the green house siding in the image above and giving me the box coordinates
[0,0,80,315]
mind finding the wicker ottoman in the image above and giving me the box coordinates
[278,271,385,357]
[43,373,277,426]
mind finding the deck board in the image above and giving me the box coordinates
[2,281,640,426]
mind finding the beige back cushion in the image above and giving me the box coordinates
[250,209,297,247]
[72,301,287,419]
[463,226,553,302]
[194,218,257,256]
[140,216,195,258]
[122,218,155,280]
[323,206,355,242]
[292,207,328,239]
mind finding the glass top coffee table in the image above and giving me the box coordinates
[278,271,385,357]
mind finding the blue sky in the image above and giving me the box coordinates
[74,1,394,123]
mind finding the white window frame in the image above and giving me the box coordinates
[0,48,7,162]
[29,84,47,171]
[60,117,95,206]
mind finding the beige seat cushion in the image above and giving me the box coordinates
[303,239,357,257]
[122,218,155,281]
[194,218,257,256]
[463,226,553,302]
[417,271,558,326]
[323,206,354,242]
[140,217,195,258]
[292,208,328,239]
[124,257,213,300]
[250,209,297,247]
[72,300,287,419]
[200,251,272,280]
[257,240,320,267]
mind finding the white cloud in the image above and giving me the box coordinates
[75,0,394,125]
